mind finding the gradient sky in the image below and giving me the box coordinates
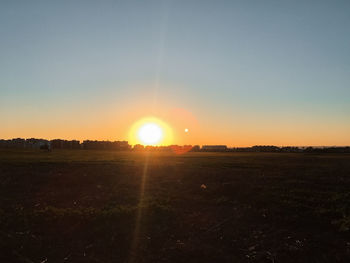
[1,0,350,146]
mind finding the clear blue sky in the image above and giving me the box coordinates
[1,0,349,146]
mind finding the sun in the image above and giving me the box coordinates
[138,123,163,145]
[129,117,173,146]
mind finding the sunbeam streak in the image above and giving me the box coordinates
[128,152,150,263]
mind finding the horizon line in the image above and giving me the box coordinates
[1,138,350,148]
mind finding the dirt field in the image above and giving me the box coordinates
[0,149,349,262]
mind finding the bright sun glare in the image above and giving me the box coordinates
[138,123,163,145]
[129,117,173,146]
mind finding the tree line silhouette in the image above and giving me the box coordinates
[0,138,349,153]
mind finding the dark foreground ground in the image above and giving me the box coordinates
[0,150,349,263]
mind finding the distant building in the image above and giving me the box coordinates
[82,140,130,150]
[190,145,200,152]
[202,145,227,152]
[251,145,280,152]
[51,139,80,149]
[0,138,26,148]
[133,144,145,151]
[25,138,49,149]
[170,145,193,154]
